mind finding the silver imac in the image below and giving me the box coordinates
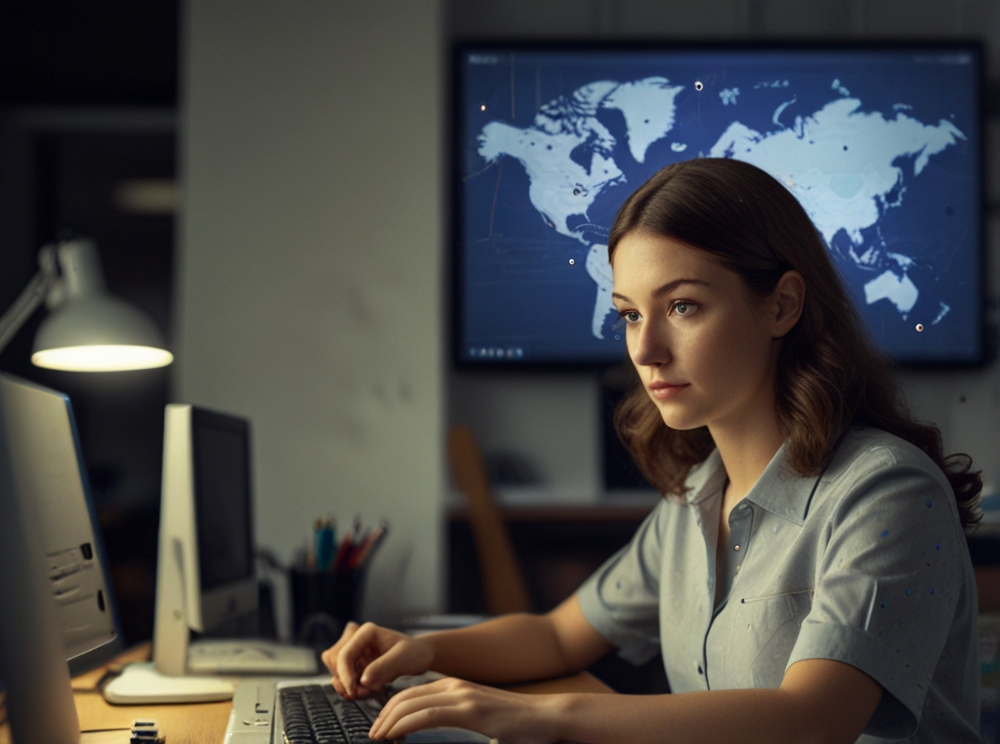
[0,373,124,744]
[104,404,316,704]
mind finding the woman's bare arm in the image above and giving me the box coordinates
[370,656,884,744]
[422,595,614,683]
[327,595,614,697]
[550,657,883,744]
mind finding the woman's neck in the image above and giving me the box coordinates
[710,415,785,503]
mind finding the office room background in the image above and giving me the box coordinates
[1,0,999,646]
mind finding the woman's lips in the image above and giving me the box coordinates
[648,382,689,401]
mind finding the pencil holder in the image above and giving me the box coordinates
[290,568,365,653]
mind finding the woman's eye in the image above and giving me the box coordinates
[672,301,696,317]
[613,310,640,331]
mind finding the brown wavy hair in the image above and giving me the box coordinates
[609,158,981,528]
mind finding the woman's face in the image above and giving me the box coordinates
[611,231,785,437]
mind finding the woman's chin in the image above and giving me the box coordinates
[657,409,704,431]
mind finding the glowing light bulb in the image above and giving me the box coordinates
[32,345,174,372]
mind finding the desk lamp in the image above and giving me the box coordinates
[0,237,173,371]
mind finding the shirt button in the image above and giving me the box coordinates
[733,545,740,551]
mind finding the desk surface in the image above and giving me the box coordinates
[0,645,612,744]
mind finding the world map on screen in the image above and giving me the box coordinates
[478,79,963,341]
[461,50,980,363]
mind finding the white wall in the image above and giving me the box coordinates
[177,0,445,626]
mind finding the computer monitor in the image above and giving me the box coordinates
[453,41,984,367]
[0,373,124,744]
[155,403,258,670]
[103,404,315,704]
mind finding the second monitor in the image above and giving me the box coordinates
[104,404,316,704]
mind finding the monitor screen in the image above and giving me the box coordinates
[192,408,253,592]
[453,42,983,367]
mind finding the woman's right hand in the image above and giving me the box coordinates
[321,621,435,699]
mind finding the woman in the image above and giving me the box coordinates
[323,159,983,744]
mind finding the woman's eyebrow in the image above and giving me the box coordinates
[612,278,709,304]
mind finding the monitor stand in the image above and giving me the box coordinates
[102,641,318,704]
[102,661,235,704]
[103,535,319,704]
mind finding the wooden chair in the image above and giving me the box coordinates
[447,425,533,615]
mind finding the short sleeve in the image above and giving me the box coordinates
[576,500,666,665]
[785,448,964,740]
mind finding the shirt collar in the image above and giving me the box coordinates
[684,441,820,526]
[683,448,727,505]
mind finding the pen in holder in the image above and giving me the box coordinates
[291,519,388,653]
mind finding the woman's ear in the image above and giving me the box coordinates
[771,270,805,338]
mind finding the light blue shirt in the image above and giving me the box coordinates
[577,426,981,742]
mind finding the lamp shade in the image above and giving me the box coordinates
[32,295,173,372]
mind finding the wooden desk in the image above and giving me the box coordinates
[0,645,231,744]
[0,646,612,744]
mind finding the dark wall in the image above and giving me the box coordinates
[0,1,177,107]
[0,1,179,645]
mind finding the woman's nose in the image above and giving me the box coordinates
[630,320,671,367]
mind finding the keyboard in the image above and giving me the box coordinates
[225,675,494,744]
[279,683,390,744]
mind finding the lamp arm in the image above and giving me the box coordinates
[0,247,59,358]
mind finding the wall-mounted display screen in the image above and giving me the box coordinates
[453,43,983,367]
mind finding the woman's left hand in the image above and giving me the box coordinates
[368,677,559,744]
